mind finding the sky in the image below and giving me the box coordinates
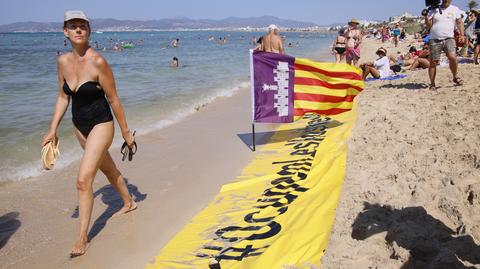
[0,0,474,25]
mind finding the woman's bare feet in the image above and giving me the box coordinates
[70,239,89,258]
[112,199,137,218]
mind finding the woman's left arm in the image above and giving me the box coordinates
[356,30,363,47]
[95,56,134,146]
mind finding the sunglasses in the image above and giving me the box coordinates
[121,130,137,162]
[65,23,89,31]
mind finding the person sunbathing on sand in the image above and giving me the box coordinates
[360,47,393,80]
[42,10,137,258]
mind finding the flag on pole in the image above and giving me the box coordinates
[250,50,364,123]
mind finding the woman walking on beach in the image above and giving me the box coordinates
[332,29,347,63]
[345,18,362,66]
[41,10,137,257]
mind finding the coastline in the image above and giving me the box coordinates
[1,38,331,268]
[0,30,333,183]
[0,86,283,269]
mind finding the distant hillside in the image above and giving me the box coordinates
[0,16,318,32]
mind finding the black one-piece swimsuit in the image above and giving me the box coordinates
[63,80,113,137]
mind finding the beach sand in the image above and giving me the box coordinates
[0,88,281,269]
[1,36,479,269]
[322,38,480,268]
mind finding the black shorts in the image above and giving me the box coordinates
[334,47,346,54]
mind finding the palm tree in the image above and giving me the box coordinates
[468,0,479,10]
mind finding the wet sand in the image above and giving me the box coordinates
[0,88,280,269]
[2,36,479,269]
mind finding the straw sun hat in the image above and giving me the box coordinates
[349,18,360,25]
[41,141,60,170]
[376,47,387,55]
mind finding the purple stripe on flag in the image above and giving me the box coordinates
[252,51,295,123]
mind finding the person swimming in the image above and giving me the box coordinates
[171,56,179,68]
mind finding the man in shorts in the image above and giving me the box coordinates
[423,0,465,90]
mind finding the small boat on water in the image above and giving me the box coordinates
[95,31,104,34]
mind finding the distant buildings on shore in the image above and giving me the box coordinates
[328,12,424,31]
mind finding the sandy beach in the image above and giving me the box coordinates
[0,87,282,269]
[1,34,479,269]
[322,37,480,268]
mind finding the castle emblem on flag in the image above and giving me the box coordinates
[262,61,290,117]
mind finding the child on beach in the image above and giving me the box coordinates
[392,24,402,47]
[41,10,137,257]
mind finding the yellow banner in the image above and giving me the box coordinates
[146,105,357,269]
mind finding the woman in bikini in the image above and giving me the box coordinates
[41,10,137,257]
[345,18,363,66]
[332,29,347,63]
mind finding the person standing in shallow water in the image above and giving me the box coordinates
[332,28,347,63]
[260,24,285,54]
[41,10,137,257]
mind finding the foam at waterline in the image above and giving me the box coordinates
[140,80,250,134]
[0,80,250,183]
[0,148,82,183]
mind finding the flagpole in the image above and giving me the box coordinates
[252,123,256,151]
[250,49,256,152]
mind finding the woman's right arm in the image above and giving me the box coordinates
[42,57,70,146]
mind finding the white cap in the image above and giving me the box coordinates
[268,24,278,31]
[64,10,89,22]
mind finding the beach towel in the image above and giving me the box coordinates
[365,74,407,82]
[250,51,364,123]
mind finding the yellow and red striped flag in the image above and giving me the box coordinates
[251,51,364,123]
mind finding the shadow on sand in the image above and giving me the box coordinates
[0,212,21,250]
[380,82,429,90]
[237,120,343,150]
[71,179,147,241]
[352,203,480,268]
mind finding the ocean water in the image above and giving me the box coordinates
[0,30,334,182]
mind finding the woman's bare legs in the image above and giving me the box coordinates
[362,66,380,80]
[99,152,137,217]
[335,52,341,64]
[70,121,135,257]
[70,122,113,256]
[352,57,360,67]
[474,44,479,65]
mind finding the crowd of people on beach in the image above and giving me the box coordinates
[42,0,479,260]
[331,0,479,89]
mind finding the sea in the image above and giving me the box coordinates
[0,30,334,182]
